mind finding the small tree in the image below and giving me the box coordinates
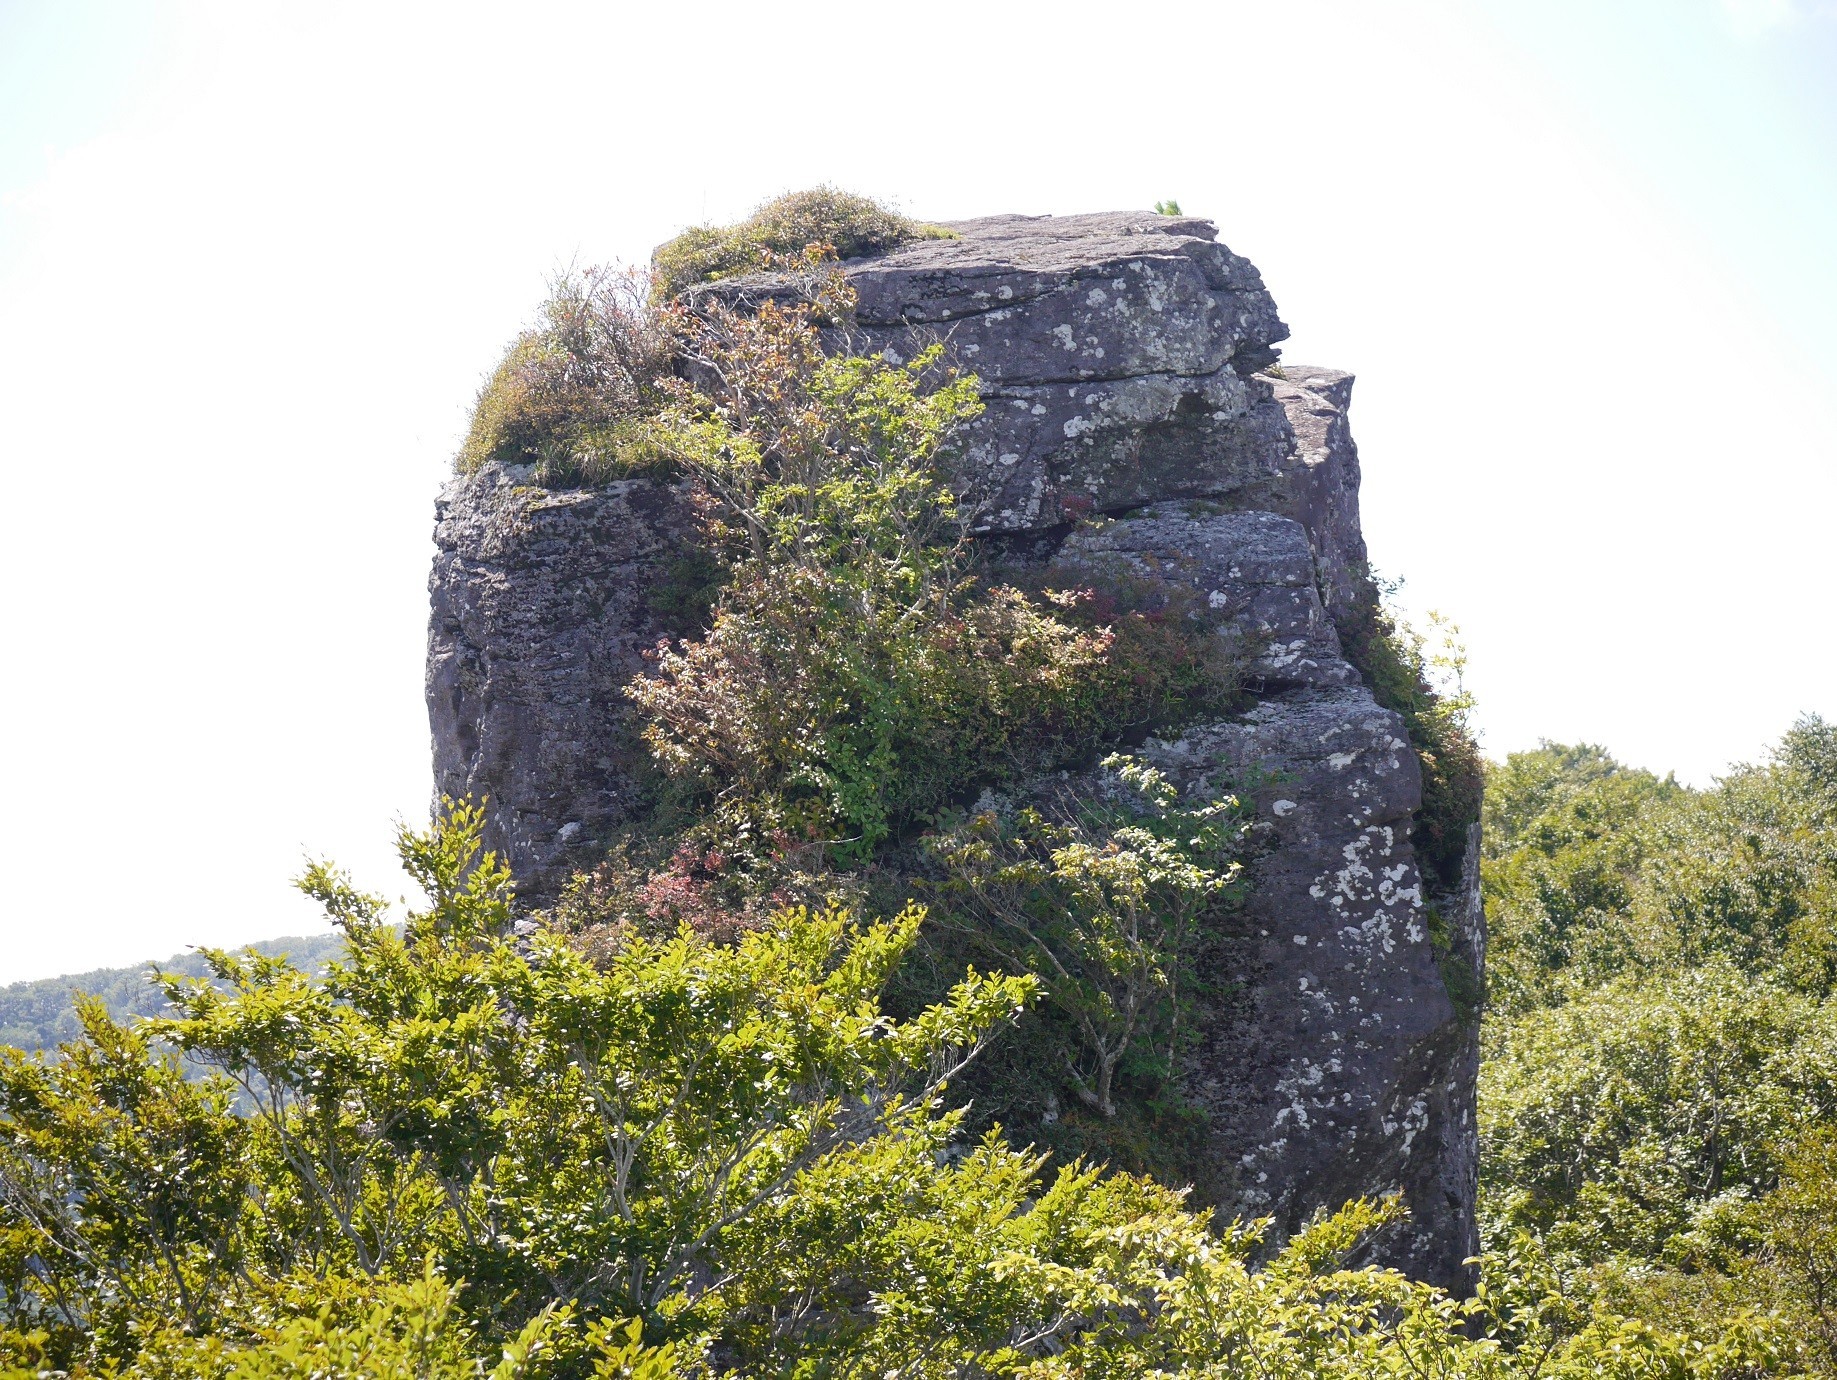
[927,756,1251,1118]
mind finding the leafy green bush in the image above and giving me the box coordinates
[1,803,1031,1373]
[1748,1125,1837,1369]
[1626,747,1837,986]
[1478,721,1837,1367]
[456,266,672,484]
[1483,720,1837,1010]
[925,755,1251,1119]
[652,187,955,300]
[1480,961,1837,1264]
[3,805,1791,1376]
[116,1266,640,1380]
[1482,743,1683,1013]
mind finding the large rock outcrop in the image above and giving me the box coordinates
[427,473,697,894]
[425,210,1482,1289]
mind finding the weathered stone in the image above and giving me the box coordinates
[702,212,1293,534]
[1055,505,1359,692]
[956,371,1293,532]
[1140,696,1477,1291]
[1040,495,1477,1289]
[1265,366,1371,626]
[848,212,1287,385]
[426,465,696,899]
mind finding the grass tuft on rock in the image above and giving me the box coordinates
[653,187,956,299]
[455,265,672,484]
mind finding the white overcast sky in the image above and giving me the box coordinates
[2,0,1834,982]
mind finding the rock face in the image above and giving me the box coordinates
[1054,506,1360,694]
[427,468,698,898]
[1263,365,1371,626]
[425,211,1482,1289]
[1140,690,1480,1286]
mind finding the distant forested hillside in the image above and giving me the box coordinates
[0,932,345,1052]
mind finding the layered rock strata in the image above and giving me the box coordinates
[425,210,1482,1288]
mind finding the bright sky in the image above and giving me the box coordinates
[3,0,1834,982]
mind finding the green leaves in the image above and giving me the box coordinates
[1484,727,1837,1010]
[1481,962,1837,1263]
[3,798,1807,1375]
[1479,724,1837,1363]
[927,756,1250,1118]
[0,1001,249,1350]
[18,804,1040,1364]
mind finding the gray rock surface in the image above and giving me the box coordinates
[426,210,1481,1290]
[851,213,1286,384]
[1055,505,1359,692]
[1039,494,1479,1288]
[1139,653,1477,1290]
[707,212,1295,533]
[427,466,696,899]
[1265,366,1371,627]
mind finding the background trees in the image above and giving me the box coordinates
[1480,716,1837,1362]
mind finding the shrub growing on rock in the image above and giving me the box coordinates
[925,755,1253,1118]
[456,265,672,484]
[629,262,1235,865]
[652,187,955,300]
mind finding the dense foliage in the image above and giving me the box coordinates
[1480,718,1837,1368]
[924,756,1251,1120]
[2,806,1801,1378]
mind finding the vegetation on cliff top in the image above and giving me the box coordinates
[651,187,956,300]
[459,190,955,483]
[455,264,673,481]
